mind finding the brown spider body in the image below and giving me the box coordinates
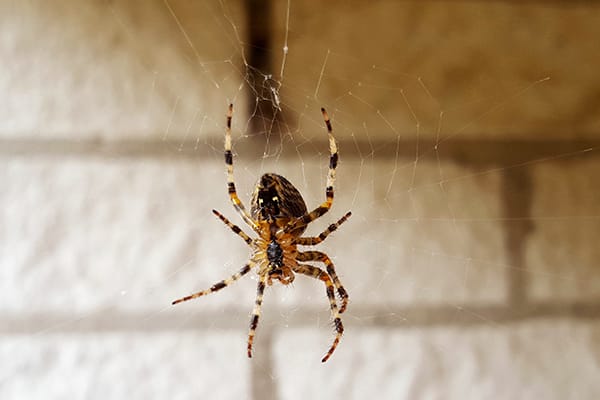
[251,173,305,282]
[173,105,351,363]
[251,173,308,226]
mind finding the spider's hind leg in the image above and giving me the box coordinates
[297,251,349,314]
[247,274,268,358]
[293,263,344,362]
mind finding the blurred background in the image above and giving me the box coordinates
[1,1,600,399]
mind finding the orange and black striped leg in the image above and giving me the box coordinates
[224,104,259,233]
[295,211,352,246]
[172,261,254,305]
[285,107,338,234]
[247,274,268,358]
[212,209,253,246]
[297,251,349,314]
[293,263,344,362]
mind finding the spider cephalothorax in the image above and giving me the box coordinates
[172,105,351,362]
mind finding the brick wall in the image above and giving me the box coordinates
[2,1,600,399]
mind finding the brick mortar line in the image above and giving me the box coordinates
[2,303,600,334]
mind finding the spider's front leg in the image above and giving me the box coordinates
[224,104,260,233]
[285,108,339,233]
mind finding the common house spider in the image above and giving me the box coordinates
[173,105,351,362]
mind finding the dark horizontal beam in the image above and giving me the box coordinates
[0,137,597,166]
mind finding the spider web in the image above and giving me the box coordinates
[2,1,600,400]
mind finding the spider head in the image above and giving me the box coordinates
[251,173,308,224]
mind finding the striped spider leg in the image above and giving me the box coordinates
[172,105,351,363]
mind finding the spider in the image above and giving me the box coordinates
[172,104,351,362]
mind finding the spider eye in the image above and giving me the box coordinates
[255,188,281,219]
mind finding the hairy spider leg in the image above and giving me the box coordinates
[212,209,253,245]
[293,264,344,362]
[225,104,260,233]
[297,250,349,314]
[247,273,268,358]
[295,211,352,246]
[171,261,255,305]
[285,108,338,233]
[173,105,351,362]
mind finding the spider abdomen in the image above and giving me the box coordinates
[251,173,308,223]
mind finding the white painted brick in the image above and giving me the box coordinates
[0,157,258,314]
[1,155,506,316]
[2,2,598,400]
[273,1,600,140]
[0,332,249,400]
[270,157,507,309]
[0,0,247,139]
[528,160,600,302]
[5,1,599,143]
[273,319,600,400]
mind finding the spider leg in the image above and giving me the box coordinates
[284,108,338,233]
[224,104,259,233]
[297,251,349,314]
[171,261,254,305]
[295,211,352,246]
[212,209,253,246]
[247,273,268,358]
[293,263,344,362]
